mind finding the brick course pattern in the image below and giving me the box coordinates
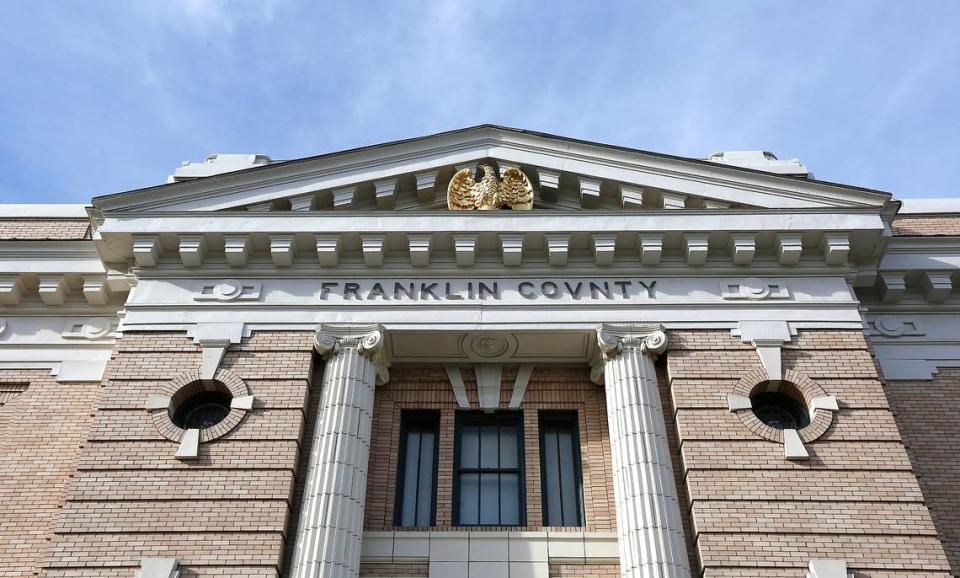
[885,367,960,577]
[41,331,315,577]
[892,215,960,236]
[0,370,97,578]
[666,329,952,577]
[363,366,617,532]
[0,218,91,240]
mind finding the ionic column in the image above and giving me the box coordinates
[290,324,389,578]
[591,323,691,578]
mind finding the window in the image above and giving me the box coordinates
[750,387,811,430]
[394,411,439,527]
[539,412,584,526]
[454,412,524,526]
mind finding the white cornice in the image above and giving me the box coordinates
[92,127,892,212]
[898,198,960,214]
[0,204,89,218]
[0,240,106,274]
[97,209,883,235]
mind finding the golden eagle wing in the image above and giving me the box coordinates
[500,167,534,210]
[447,168,478,210]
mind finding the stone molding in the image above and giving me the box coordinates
[728,368,838,445]
[591,322,667,385]
[314,323,390,385]
[146,368,252,444]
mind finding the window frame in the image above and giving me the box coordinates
[452,411,526,527]
[393,410,441,528]
[538,410,585,527]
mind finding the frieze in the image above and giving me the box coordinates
[128,276,856,310]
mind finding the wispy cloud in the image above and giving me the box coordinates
[0,0,958,202]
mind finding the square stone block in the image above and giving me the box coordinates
[584,532,619,560]
[509,561,550,578]
[469,561,509,578]
[429,532,469,562]
[508,532,548,562]
[393,533,429,559]
[360,532,394,560]
[429,560,468,578]
[547,531,585,560]
[469,532,508,561]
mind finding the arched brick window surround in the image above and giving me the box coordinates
[731,368,834,443]
[148,368,250,443]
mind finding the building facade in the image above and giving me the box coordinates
[0,126,958,578]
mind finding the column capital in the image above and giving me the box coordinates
[592,323,667,384]
[597,322,667,358]
[313,323,390,384]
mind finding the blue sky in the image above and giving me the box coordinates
[1,1,958,203]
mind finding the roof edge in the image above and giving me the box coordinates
[898,198,960,215]
[0,204,90,218]
[93,124,894,206]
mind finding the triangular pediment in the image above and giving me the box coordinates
[93,125,892,214]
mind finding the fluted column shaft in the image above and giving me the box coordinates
[290,324,389,578]
[592,324,691,578]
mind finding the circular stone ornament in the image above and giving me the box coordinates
[729,369,836,444]
[460,332,519,361]
[212,281,243,301]
[148,368,252,443]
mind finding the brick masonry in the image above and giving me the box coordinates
[0,370,97,578]
[0,218,91,240]
[885,368,960,577]
[0,328,954,577]
[363,366,617,533]
[666,329,952,577]
[892,214,960,236]
[40,331,315,578]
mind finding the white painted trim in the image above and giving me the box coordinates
[784,428,809,460]
[474,365,502,409]
[898,198,960,214]
[444,366,470,408]
[96,210,885,236]
[509,365,535,408]
[92,127,890,213]
[0,204,89,218]
[360,530,618,565]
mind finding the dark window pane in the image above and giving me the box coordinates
[500,473,520,525]
[542,431,562,526]
[499,425,518,468]
[461,426,479,468]
[455,412,524,526]
[400,431,421,526]
[557,431,578,525]
[479,473,499,525]
[480,426,499,468]
[396,413,439,528]
[416,431,435,526]
[460,473,479,525]
[540,413,583,527]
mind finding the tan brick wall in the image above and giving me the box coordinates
[667,329,952,576]
[359,562,429,577]
[42,331,315,578]
[548,563,619,577]
[892,214,960,236]
[885,368,960,577]
[0,370,97,578]
[363,366,616,532]
[0,218,91,240]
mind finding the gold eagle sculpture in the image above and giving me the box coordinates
[447,164,534,210]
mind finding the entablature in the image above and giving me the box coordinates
[95,210,884,279]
